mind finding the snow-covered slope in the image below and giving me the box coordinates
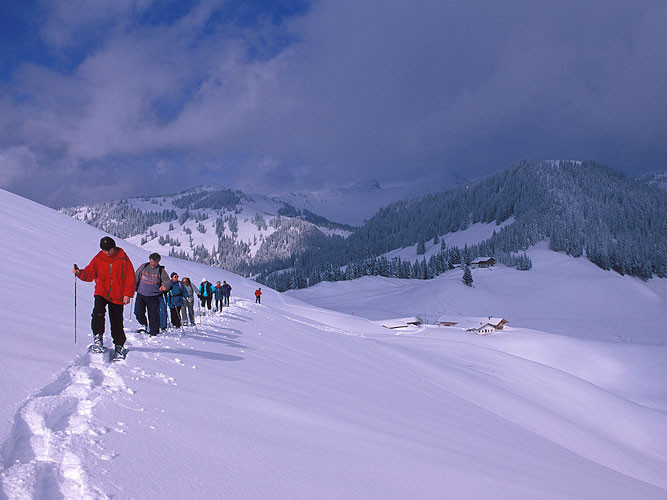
[289,241,667,344]
[61,185,354,279]
[2,188,667,499]
[382,217,515,264]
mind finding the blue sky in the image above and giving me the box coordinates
[1,0,666,207]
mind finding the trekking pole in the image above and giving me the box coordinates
[73,265,78,344]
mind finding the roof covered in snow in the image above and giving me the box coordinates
[377,316,422,329]
[438,316,508,329]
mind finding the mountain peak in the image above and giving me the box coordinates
[343,179,382,192]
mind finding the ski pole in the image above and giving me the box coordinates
[73,264,79,344]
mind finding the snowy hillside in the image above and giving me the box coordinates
[3,188,667,499]
[289,241,667,344]
[61,185,354,279]
[381,218,515,264]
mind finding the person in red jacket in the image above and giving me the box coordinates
[255,287,262,304]
[73,236,135,359]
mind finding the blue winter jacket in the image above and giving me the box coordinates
[214,286,225,300]
[167,281,187,308]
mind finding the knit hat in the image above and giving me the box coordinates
[201,278,207,283]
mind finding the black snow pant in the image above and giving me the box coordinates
[215,299,223,311]
[170,306,182,328]
[201,295,212,310]
[92,295,126,347]
[223,295,230,306]
[135,293,160,336]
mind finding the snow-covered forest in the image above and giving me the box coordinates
[341,161,667,276]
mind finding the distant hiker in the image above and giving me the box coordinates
[181,277,196,326]
[134,252,170,336]
[167,272,186,328]
[214,281,224,312]
[73,236,135,360]
[255,287,262,304]
[222,280,232,306]
[199,278,213,313]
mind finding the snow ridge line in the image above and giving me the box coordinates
[0,352,128,500]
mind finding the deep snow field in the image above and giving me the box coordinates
[1,187,666,499]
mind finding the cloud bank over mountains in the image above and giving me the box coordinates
[1,0,665,206]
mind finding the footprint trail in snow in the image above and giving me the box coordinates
[0,303,248,499]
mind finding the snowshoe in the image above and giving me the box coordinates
[112,345,128,362]
[88,334,105,353]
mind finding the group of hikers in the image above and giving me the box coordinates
[73,236,262,361]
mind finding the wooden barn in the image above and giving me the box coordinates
[472,257,496,268]
[466,323,498,335]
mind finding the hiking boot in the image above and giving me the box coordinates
[94,334,103,348]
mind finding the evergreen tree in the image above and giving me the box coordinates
[462,265,473,287]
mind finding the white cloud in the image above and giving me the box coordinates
[0,146,39,187]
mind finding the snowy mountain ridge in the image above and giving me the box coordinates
[59,176,456,282]
[61,161,667,293]
[61,184,356,277]
[272,174,464,226]
[346,160,667,278]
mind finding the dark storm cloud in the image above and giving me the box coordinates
[0,0,665,206]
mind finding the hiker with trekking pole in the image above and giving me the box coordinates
[167,272,186,331]
[72,236,135,361]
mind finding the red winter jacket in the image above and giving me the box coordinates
[77,248,136,304]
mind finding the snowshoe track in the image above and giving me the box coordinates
[0,352,127,500]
